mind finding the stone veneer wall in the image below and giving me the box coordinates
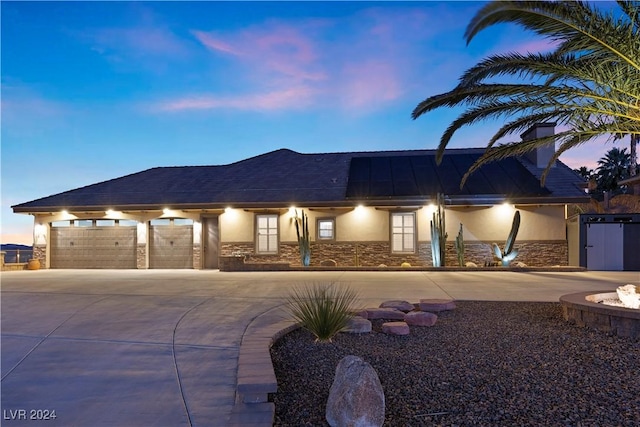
[33,245,47,268]
[193,246,201,269]
[221,240,568,267]
[137,246,146,269]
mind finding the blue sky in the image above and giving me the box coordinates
[1,1,620,244]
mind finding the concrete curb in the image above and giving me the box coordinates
[229,305,298,426]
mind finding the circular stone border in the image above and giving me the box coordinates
[559,291,640,339]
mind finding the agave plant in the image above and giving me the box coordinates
[285,283,359,342]
[413,1,640,187]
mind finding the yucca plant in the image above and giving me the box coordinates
[285,283,359,342]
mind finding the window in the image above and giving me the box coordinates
[51,220,71,227]
[96,220,116,227]
[74,219,93,227]
[391,212,415,253]
[256,214,278,254]
[150,218,171,226]
[317,218,335,241]
[118,219,138,227]
[173,218,193,226]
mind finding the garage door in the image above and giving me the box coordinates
[50,222,137,269]
[149,220,193,269]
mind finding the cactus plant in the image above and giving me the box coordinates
[430,193,447,267]
[454,223,465,267]
[492,210,521,266]
[295,209,311,266]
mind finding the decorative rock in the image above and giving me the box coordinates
[363,308,406,320]
[400,262,412,268]
[326,355,385,427]
[320,259,338,267]
[617,284,640,309]
[381,322,410,335]
[419,299,456,312]
[379,300,414,312]
[465,261,478,268]
[378,264,387,268]
[404,311,437,326]
[515,261,528,268]
[343,316,372,334]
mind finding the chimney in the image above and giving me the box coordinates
[520,123,556,168]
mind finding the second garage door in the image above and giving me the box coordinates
[149,219,193,269]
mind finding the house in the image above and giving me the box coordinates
[12,124,589,270]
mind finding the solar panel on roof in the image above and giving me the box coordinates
[345,154,550,199]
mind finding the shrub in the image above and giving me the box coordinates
[285,283,359,342]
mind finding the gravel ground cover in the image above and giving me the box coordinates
[270,301,639,426]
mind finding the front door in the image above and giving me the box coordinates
[203,216,219,269]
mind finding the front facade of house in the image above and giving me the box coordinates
[13,125,589,270]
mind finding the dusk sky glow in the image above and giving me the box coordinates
[1,1,622,245]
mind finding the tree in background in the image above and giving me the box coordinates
[595,147,632,193]
[573,166,593,180]
[412,1,640,187]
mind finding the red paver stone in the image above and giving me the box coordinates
[404,311,438,326]
[381,321,410,335]
[379,300,415,312]
[364,308,406,320]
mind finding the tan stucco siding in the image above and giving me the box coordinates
[416,205,565,242]
[217,204,566,244]
[336,207,389,241]
[219,209,254,242]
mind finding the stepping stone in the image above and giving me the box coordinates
[379,300,415,312]
[404,311,437,326]
[362,307,406,320]
[381,321,410,335]
[342,316,372,334]
[419,299,456,312]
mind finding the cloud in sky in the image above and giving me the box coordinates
[155,6,460,114]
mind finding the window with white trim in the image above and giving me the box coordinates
[317,218,335,241]
[391,212,416,253]
[256,214,279,254]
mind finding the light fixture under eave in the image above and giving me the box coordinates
[163,208,171,215]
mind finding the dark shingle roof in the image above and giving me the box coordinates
[12,148,588,213]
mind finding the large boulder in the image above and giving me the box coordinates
[326,355,385,427]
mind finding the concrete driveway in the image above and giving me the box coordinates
[2,269,638,426]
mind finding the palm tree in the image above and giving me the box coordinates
[595,147,631,192]
[412,1,640,186]
[573,166,593,180]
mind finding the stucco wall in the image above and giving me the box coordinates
[218,205,566,244]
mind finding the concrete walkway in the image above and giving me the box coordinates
[1,269,638,426]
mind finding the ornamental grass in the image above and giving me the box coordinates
[285,283,359,342]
